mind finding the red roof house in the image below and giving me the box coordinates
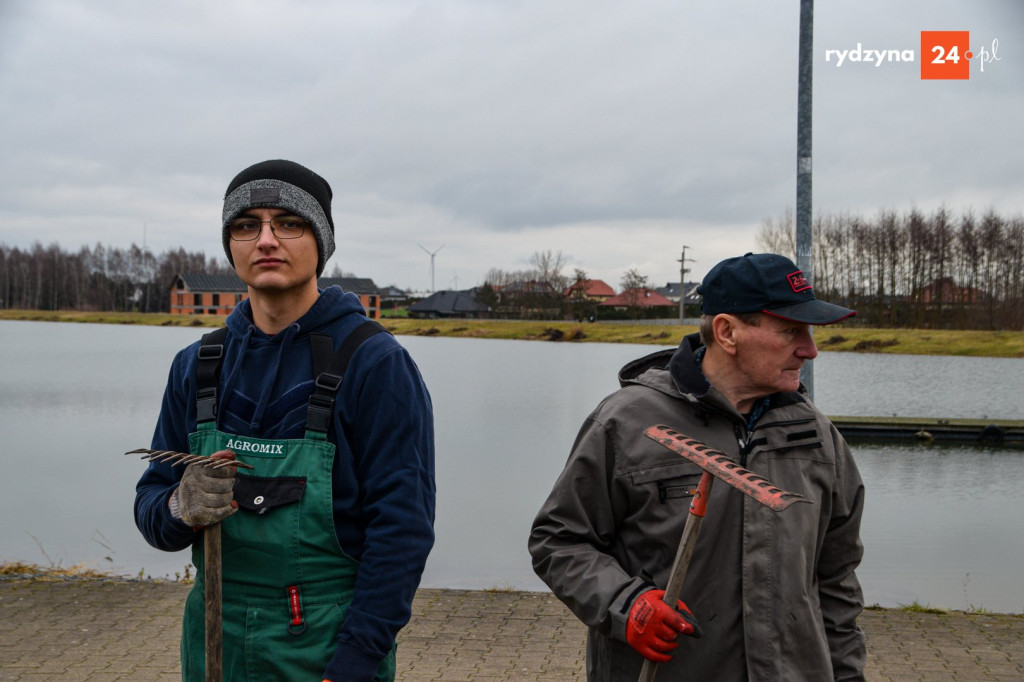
[601,288,675,308]
[564,279,615,301]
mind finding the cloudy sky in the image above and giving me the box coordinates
[1,1,1020,293]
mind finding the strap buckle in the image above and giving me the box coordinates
[314,372,343,392]
[196,387,218,422]
[305,394,334,433]
[197,344,223,361]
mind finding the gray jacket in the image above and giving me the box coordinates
[529,334,866,681]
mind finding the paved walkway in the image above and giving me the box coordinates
[1,578,1021,680]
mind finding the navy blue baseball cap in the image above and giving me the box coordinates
[697,253,856,324]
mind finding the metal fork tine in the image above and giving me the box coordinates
[151,452,185,463]
[125,448,255,470]
[153,452,195,466]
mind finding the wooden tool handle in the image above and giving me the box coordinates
[204,524,222,682]
[637,472,713,682]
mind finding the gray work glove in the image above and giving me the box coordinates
[169,450,239,528]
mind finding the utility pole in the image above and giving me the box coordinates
[796,0,815,398]
[677,246,694,323]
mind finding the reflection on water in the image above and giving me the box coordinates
[1,320,1022,612]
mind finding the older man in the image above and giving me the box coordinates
[529,252,866,681]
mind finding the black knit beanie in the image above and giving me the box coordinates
[222,160,335,276]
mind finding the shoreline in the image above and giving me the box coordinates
[2,309,1022,358]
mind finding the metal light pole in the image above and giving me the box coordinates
[796,0,815,399]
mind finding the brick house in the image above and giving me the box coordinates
[912,277,986,305]
[169,274,246,315]
[170,273,382,319]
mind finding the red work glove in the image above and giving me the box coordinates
[625,589,701,663]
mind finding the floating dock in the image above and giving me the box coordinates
[829,416,1024,447]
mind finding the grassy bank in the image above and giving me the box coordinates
[0,560,116,581]
[2,309,1023,357]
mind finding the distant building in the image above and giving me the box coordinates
[169,274,246,316]
[601,287,676,309]
[912,277,986,305]
[498,280,560,298]
[490,280,563,319]
[169,273,382,319]
[407,290,491,319]
[564,279,616,302]
[320,277,382,319]
[379,285,410,316]
[654,281,702,306]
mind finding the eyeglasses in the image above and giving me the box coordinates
[228,216,308,241]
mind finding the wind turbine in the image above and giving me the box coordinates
[418,243,445,293]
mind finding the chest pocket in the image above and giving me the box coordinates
[629,461,704,503]
[233,474,307,515]
[750,419,829,462]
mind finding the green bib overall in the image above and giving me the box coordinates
[181,424,396,681]
[180,323,395,681]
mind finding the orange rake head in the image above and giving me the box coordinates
[643,425,812,512]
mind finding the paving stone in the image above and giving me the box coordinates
[0,580,1021,681]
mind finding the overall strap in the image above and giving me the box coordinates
[309,333,335,379]
[195,327,229,425]
[305,320,389,436]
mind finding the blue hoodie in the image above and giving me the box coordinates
[134,285,435,679]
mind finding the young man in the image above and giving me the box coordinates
[529,253,866,681]
[134,160,435,682]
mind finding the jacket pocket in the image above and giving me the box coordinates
[233,474,307,515]
[629,462,703,503]
[752,421,830,462]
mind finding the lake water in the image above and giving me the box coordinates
[1,320,1022,612]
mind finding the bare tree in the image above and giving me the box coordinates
[619,268,649,318]
[755,209,796,259]
[530,250,568,291]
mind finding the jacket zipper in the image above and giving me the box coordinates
[734,424,748,467]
